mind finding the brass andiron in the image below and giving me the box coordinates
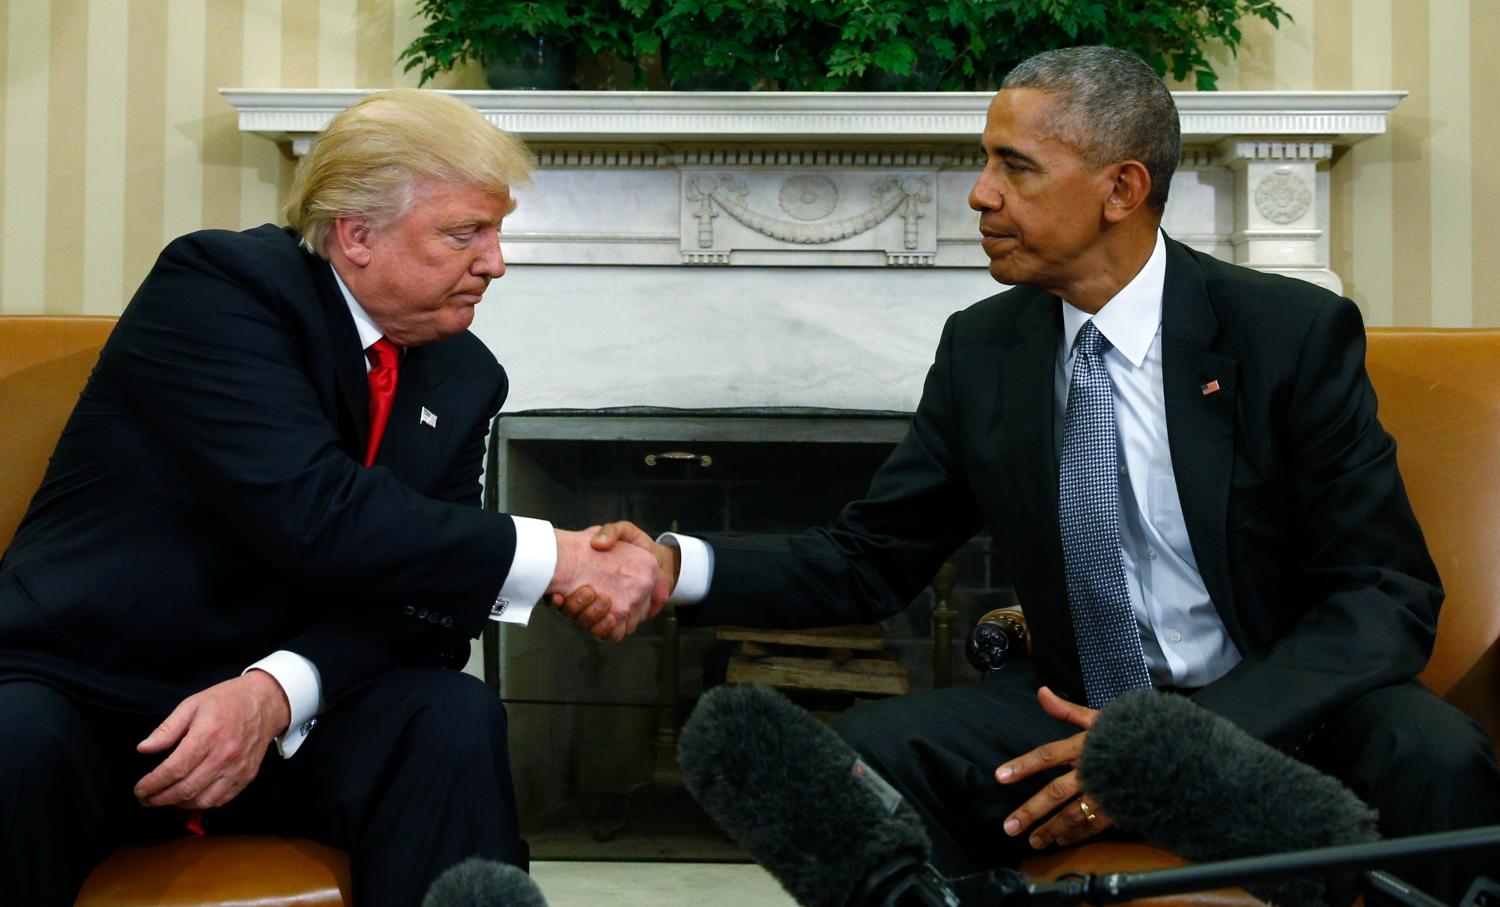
[594,599,683,841]
[591,451,708,841]
[930,562,959,688]
[650,598,681,786]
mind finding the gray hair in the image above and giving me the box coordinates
[1002,46,1180,211]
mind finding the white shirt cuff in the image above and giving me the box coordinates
[245,650,324,759]
[659,533,713,604]
[491,516,556,626]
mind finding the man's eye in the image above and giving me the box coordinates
[449,231,476,244]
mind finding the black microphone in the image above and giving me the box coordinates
[422,857,549,907]
[1077,689,1380,906]
[678,683,1000,907]
[681,684,1495,907]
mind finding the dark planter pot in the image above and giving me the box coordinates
[860,66,942,91]
[859,47,945,91]
[659,40,754,90]
[483,36,576,90]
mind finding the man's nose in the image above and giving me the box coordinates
[969,171,1003,212]
[475,231,505,278]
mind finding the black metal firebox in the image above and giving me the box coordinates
[480,408,1011,857]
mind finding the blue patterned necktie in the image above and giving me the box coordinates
[1059,320,1153,709]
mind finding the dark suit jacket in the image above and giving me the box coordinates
[690,236,1442,748]
[0,225,517,717]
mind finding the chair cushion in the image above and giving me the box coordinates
[1023,841,1262,906]
[74,835,351,907]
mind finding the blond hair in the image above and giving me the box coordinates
[285,89,535,256]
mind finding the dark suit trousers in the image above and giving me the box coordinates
[0,669,523,907]
[834,663,1500,902]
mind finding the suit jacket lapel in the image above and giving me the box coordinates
[374,344,456,486]
[305,252,370,453]
[1000,294,1066,573]
[1160,238,1244,647]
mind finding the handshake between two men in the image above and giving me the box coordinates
[549,522,677,641]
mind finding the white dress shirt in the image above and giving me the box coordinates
[670,231,1242,691]
[245,265,556,757]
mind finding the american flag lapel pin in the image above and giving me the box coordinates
[1200,379,1221,396]
[420,407,438,428]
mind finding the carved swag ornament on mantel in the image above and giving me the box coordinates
[680,169,937,267]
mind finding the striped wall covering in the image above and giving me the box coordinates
[1,0,1494,326]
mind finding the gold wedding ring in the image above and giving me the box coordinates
[1078,799,1098,824]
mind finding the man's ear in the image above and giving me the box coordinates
[1102,160,1152,224]
[332,216,374,267]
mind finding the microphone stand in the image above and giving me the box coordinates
[1021,826,1500,907]
[849,829,1500,907]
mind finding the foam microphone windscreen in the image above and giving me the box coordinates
[678,683,932,907]
[421,857,548,907]
[1077,689,1378,907]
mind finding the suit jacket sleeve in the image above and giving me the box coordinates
[684,313,986,628]
[1191,295,1442,747]
[277,379,505,706]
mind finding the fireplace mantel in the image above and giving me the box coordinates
[221,89,1404,413]
[224,88,1402,148]
[224,89,1401,283]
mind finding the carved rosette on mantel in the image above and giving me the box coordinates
[1218,139,1334,290]
[222,90,1405,292]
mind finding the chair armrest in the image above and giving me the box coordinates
[966,607,1031,674]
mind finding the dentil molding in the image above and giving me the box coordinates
[222,89,1405,151]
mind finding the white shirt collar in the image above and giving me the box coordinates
[1060,229,1167,368]
[329,264,385,351]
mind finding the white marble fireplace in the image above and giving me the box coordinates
[226,89,1402,416]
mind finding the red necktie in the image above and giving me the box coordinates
[363,337,401,467]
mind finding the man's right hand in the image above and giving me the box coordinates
[554,522,679,640]
[548,526,663,642]
[593,521,679,601]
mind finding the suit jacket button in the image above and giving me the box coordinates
[441,615,454,628]
[402,605,416,617]
[427,612,441,624]
[417,608,429,621]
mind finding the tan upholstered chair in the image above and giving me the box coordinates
[0,315,351,907]
[0,316,124,550]
[1012,328,1500,904]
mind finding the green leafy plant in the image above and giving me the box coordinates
[822,0,1288,90]
[399,0,1288,91]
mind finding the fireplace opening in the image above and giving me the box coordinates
[482,409,1014,859]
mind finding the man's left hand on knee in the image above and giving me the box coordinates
[996,686,1113,849]
[132,670,291,810]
